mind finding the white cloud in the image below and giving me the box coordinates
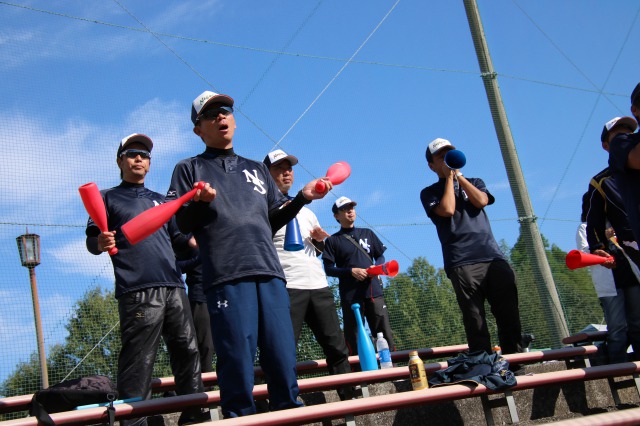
[0,97,190,227]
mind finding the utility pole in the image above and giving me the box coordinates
[462,0,569,346]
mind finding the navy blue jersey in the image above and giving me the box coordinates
[322,227,386,302]
[85,182,185,298]
[174,238,206,303]
[420,177,504,269]
[609,132,640,243]
[586,167,637,250]
[166,149,288,290]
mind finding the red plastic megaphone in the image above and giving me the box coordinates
[565,250,614,270]
[366,260,399,277]
[315,162,351,193]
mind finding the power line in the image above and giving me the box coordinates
[0,1,628,99]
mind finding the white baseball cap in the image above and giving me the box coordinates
[117,133,153,157]
[601,116,637,142]
[263,149,299,168]
[191,90,234,125]
[426,138,456,162]
[332,196,357,213]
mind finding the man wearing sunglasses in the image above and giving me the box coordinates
[166,91,332,418]
[85,134,206,426]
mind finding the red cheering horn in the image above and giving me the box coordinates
[121,182,205,245]
[366,260,399,277]
[79,182,118,256]
[315,161,351,193]
[565,250,614,270]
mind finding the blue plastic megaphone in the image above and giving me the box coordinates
[284,217,304,251]
[444,149,466,169]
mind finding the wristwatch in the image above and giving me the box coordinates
[455,172,463,177]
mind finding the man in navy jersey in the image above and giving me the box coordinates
[420,138,522,356]
[166,91,332,418]
[85,134,205,426]
[265,149,352,398]
[322,196,395,357]
[609,83,640,242]
[588,116,640,363]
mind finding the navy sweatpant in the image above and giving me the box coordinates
[206,277,302,418]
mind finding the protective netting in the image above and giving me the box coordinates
[1,1,634,418]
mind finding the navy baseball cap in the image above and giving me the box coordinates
[191,90,234,125]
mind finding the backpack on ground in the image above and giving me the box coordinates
[29,375,118,426]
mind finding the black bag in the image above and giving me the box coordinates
[29,375,119,426]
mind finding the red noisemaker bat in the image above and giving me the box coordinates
[78,182,118,256]
[565,250,614,270]
[366,260,399,277]
[121,182,205,245]
[315,161,351,193]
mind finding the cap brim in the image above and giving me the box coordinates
[271,155,299,167]
[119,134,153,155]
[615,116,638,132]
[201,94,234,112]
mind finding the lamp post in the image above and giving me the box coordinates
[16,229,49,389]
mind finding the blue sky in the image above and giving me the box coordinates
[0,0,638,383]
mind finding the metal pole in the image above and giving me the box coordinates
[462,0,569,346]
[29,267,49,389]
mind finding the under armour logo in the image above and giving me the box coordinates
[242,169,267,194]
[217,300,229,308]
[359,238,371,253]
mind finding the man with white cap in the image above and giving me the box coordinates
[166,91,332,418]
[85,134,205,425]
[264,149,353,398]
[609,83,640,242]
[420,138,523,357]
[322,196,395,358]
[585,116,640,363]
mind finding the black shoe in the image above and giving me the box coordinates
[178,409,211,425]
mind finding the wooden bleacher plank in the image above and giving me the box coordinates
[150,343,470,392]
[544,406,640,425]
[0,346,598,424]
[210,361,640,426]
[562,331,608,346]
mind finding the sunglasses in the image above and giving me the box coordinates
[120,149,151,159]
[198,106,234,121]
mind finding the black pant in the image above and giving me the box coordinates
[117,287,204,426]
[446,259,522,354]
[190,300,215,373]
[341,295,395,356]
[288,287,351,375]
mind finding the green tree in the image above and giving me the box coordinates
[385,257,466,352]
[0,286,175,413]
[508,230,600,349]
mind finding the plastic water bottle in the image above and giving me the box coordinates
[376,332,393,369]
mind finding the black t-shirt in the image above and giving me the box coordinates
[322,227,386,303]
[85,182,184,298]
[609,132,640,243]
[420,177,504,269]
[166,148,288,290]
